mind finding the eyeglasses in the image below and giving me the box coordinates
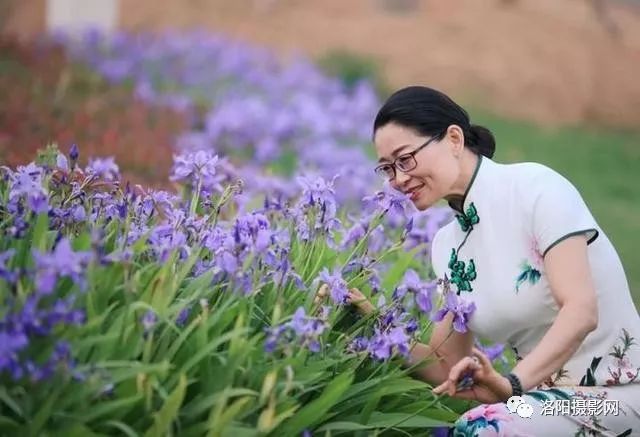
[374,136,439,181]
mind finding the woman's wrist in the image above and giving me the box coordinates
[488,373,513,402]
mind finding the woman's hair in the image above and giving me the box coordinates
[372,86,496,158]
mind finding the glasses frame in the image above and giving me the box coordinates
[374,135,439,181]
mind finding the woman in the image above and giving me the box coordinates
[347,86,640,436]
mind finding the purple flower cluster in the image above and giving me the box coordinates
[288,175,343,247]
[86,157,120,181]
[4,162,49,215]
[170,150,223,194]
[265,307,328,354]
[432,290,477,333]
[403,207,453,256]
[348,303,417,361]
[0,27,475,393]
[346,267,478,361]
[57,30,381,207]
[393,269,438,315]
[33,238,93,294]
[0,293,85,381]
[0,250,17,283]
[0,233,91,381]
[318,267,350,304]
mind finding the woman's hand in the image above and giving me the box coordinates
[432,347,513,404]
[346,287,376,316]
[313,285,375,316]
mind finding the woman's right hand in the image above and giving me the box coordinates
[346,287,376,316]
[313,284,376,316]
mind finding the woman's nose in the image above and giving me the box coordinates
[395,169,411,185]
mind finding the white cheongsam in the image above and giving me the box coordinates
[430,155,640,436]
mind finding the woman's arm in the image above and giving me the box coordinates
[406,312,475,386]
[346,287,474,386]
[510,234,599,391]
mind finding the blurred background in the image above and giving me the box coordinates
[1,0,639,307]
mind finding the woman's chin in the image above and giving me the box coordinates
[412,195,432,211]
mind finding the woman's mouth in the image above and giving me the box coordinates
[406,184,424,201]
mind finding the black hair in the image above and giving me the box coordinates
[372,86,496,158]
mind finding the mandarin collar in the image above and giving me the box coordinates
[447,154,485,215]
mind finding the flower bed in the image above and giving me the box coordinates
[0,145,469,434]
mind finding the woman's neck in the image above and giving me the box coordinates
[445,151,480,213]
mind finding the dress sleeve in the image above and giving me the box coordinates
[527,165,599,258]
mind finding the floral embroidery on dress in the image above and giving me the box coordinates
[515,236,544,293]
[515,261,542,293]
[577,328,640,386]
[452,403,524,437]
[537,366,570,389]
[606,328,640,386]
[574,416,611,437]
[528,235,544,270]
[580,356,603,387]
[573,416,632,437]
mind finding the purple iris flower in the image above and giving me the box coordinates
[0,250,17,283]
[86,157,120,181]
[264,306,326,353]
[8,162,49,214]
[141,311,157,335]
[170,150,222,193]
[318,267,349,305]
[431,292,476,333]
[394,270,437,315]
[32,238,93,295]
[362,188,409,218]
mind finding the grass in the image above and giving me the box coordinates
[470,110,640,308]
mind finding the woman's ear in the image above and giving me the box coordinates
[446,124,465,157]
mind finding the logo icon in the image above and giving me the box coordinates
[507,396,534,418]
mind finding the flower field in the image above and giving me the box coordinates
[0,30,510,435]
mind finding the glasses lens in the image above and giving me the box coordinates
[396,155,416,172]
[375,165,395,180]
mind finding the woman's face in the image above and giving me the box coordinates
[373,122,463,210]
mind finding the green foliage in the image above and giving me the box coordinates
[0,159,467,435]
[317,49,389,97]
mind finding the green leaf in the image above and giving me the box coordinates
[276,370,354,435]
[82,395,144,423]
[315,421,371,432]
[0,415,20,431]
[177,329,249,378]
[103,421,140,437]
[162,316,200,363]
[53,423,104,437]
[75,361,170,388]
[181,389,259,420]
[31,212,49,252]
[28,387,62,436]
[206,396,254,437]
[337,377,429,412]
[382,247,421,291]
[342,411,451,429]
[0,387,23,419]
[217,427,258,437]
[144,373,188,437]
